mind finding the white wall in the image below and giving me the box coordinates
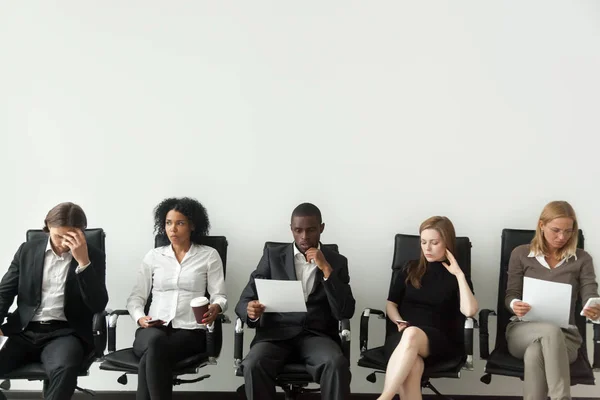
[1,1,600,396]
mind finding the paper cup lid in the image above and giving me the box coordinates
[190,297,209,307]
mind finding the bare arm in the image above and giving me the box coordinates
[386,301,402,322]
[456,273,478,317]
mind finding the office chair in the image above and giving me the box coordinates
[233,242,351,400]
[357,234,476,399]
[0,228,108,400]
[479,228,597,386]
[99,235,230,387]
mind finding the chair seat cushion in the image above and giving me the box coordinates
[358,346,465,378]
[100,348,208,374]
[358,347,386,370]
[0,356,94,380]
[485,348,524,377]
[425,355,465,378]
[276,363,314,384]
[485,347,594,385]
[235,362,314,383]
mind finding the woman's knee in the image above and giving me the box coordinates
[523,341,544,366]
[147,333,168,351]
[538,324,563,341]
[134,330,169,358]
[399,327,426,349]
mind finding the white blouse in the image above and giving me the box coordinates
[127,244,227,329]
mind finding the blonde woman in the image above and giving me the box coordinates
[506,200,600,400]
[378,217,478,400]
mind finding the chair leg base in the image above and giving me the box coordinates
[422,379,453,400]
[76,386,96,396]
[236,384,246,398]
[117,373,128,385]
[480,373,492,384]
[0,390,6,400]
[173,374,210,385]
[282,385,298,400]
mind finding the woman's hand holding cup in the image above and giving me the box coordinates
[191,296,211,325]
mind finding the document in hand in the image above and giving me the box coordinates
[0,336,7,351]
[522,277,572,328]
[255,279,307,313]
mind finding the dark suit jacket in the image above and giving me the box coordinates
[235,243,355,345]
[0,238,108,350]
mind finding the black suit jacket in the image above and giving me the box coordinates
[235,243,355,345]
[0,238,108,350]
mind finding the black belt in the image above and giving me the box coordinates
[29,320,69,326]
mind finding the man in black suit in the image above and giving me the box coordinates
[0,202,108,400]
[235,203,355,400]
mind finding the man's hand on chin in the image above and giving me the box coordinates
[305,247,332,278]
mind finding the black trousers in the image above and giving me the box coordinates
[132,324,206,400]
[0,322,85,400]
[241,332,350,400]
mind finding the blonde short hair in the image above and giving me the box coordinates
[530,201,578,260]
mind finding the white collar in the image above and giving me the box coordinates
[161,243,198,258]
[527,250,577,261]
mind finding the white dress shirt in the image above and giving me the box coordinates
[293,243,321,302]
[127,244,227,330]
[510,251,598,324]
[31,239,90,322]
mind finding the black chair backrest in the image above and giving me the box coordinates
[386,234,472,338]
[264,241,339,254]
[495,228,586,350]
[26,228,106,252]
[146,235,228,315]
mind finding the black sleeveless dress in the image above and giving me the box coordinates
[384,261,473,365]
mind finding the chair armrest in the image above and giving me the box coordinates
[339,319,351,361]
[478,309,496,359]
[590,322,600,371]
[463,317,475,370]
[360,308,385,354]
[107,309,131,353]
[234,318,245,369]
[206,317,224,364]
[92,310,109,358]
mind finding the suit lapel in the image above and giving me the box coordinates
[282,244,298,281]
[32,241,48,300]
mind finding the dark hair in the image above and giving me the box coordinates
[43,202,87,232]
[291,202,322,224]
[154,197,210,244]
[406,216,456,289]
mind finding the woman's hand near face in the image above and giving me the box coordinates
[442,250,464,277]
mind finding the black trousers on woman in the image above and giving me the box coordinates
[133,324,206,400]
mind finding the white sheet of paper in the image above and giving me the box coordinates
[522,277,572,328]
[0,336,8,351]
[255,279,307,313]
